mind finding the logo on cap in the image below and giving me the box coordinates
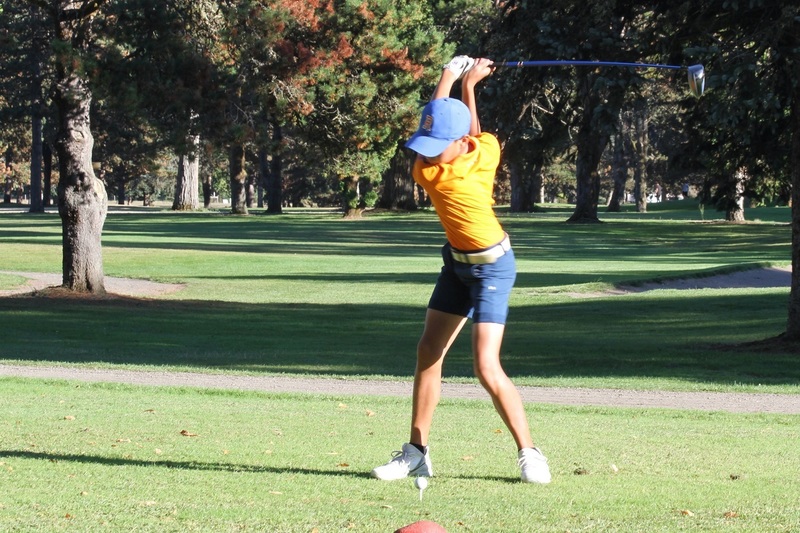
[422,114,434,132]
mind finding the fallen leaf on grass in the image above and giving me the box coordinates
[723,511,739,518]
[154,449,163,455]
[729,474,741,480]
[461,456,475,462]
[681,509,695,517]
[64,416,75,421]
[365,410,375,417]
[573,467,589,475]
[269,491,282,495]
[493,429,503,434]
[180,430,198,437]
[337,463,350,468]
[338,403,348,410]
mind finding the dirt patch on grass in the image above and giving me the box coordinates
[0,271,185,298]
[617,266,791,293]
[3,267,791,300]
[1,364,799,414]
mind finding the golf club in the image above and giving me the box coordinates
[490,60,705,97]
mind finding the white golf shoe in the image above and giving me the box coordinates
[371,443,433,481]
[518,447,551,484]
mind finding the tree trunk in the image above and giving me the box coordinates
[29,112,44,213]
[43,141,52,207]
[245,172,255,208]
[229,144,247,215]
[632,105,648,213]
[257,161,264,209]
[568,126,606,223]
[4,148,13,204]
[202,172,212,208]
[726,168,746,222]
[257,147,267,209]
[259,146,284,215]
[509,161,525,213]
[532,161,544,204]
[379,144,415,210]
[116,175,125,205]
[567,77,614,224]
[27,4,45,213]
[266,121,283,214]
[606,126,627,212]
[342,176,363,219]
[787,81,800,339]
[172,136,199,211]
[54,73,107,293]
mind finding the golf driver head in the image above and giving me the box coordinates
[687,64,705,97]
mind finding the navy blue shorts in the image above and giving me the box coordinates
[427,243,516,324]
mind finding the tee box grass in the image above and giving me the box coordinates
[1,378,798,532]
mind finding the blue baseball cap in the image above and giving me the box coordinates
[405,98,471,157]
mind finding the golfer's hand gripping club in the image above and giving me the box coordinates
[443,55,476,80]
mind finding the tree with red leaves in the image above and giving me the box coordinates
[283,0,451,218]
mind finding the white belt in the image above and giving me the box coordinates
[450,235,511,265]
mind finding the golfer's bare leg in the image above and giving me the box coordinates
[472,322,534,450]
[410,308,468,446]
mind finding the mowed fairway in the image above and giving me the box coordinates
[1,204,798,531]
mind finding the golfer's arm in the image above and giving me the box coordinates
[461,80,480,135]
[431,69,458,101]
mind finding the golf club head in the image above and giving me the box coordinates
[687,64,705,97]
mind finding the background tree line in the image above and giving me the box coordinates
[1,0,799,339]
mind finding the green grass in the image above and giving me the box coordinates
[0,206,794,392]
[1,378,798,532]
[0,206,798,531]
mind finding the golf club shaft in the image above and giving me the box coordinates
[492,60,683,70]
[489,60,706,97]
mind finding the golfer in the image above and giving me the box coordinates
[371,56,551,484]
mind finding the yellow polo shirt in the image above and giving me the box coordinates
[411,132,505,251]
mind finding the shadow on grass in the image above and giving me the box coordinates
[0,449,373,478]
[449,473,520,483]
[1,289,798,386]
